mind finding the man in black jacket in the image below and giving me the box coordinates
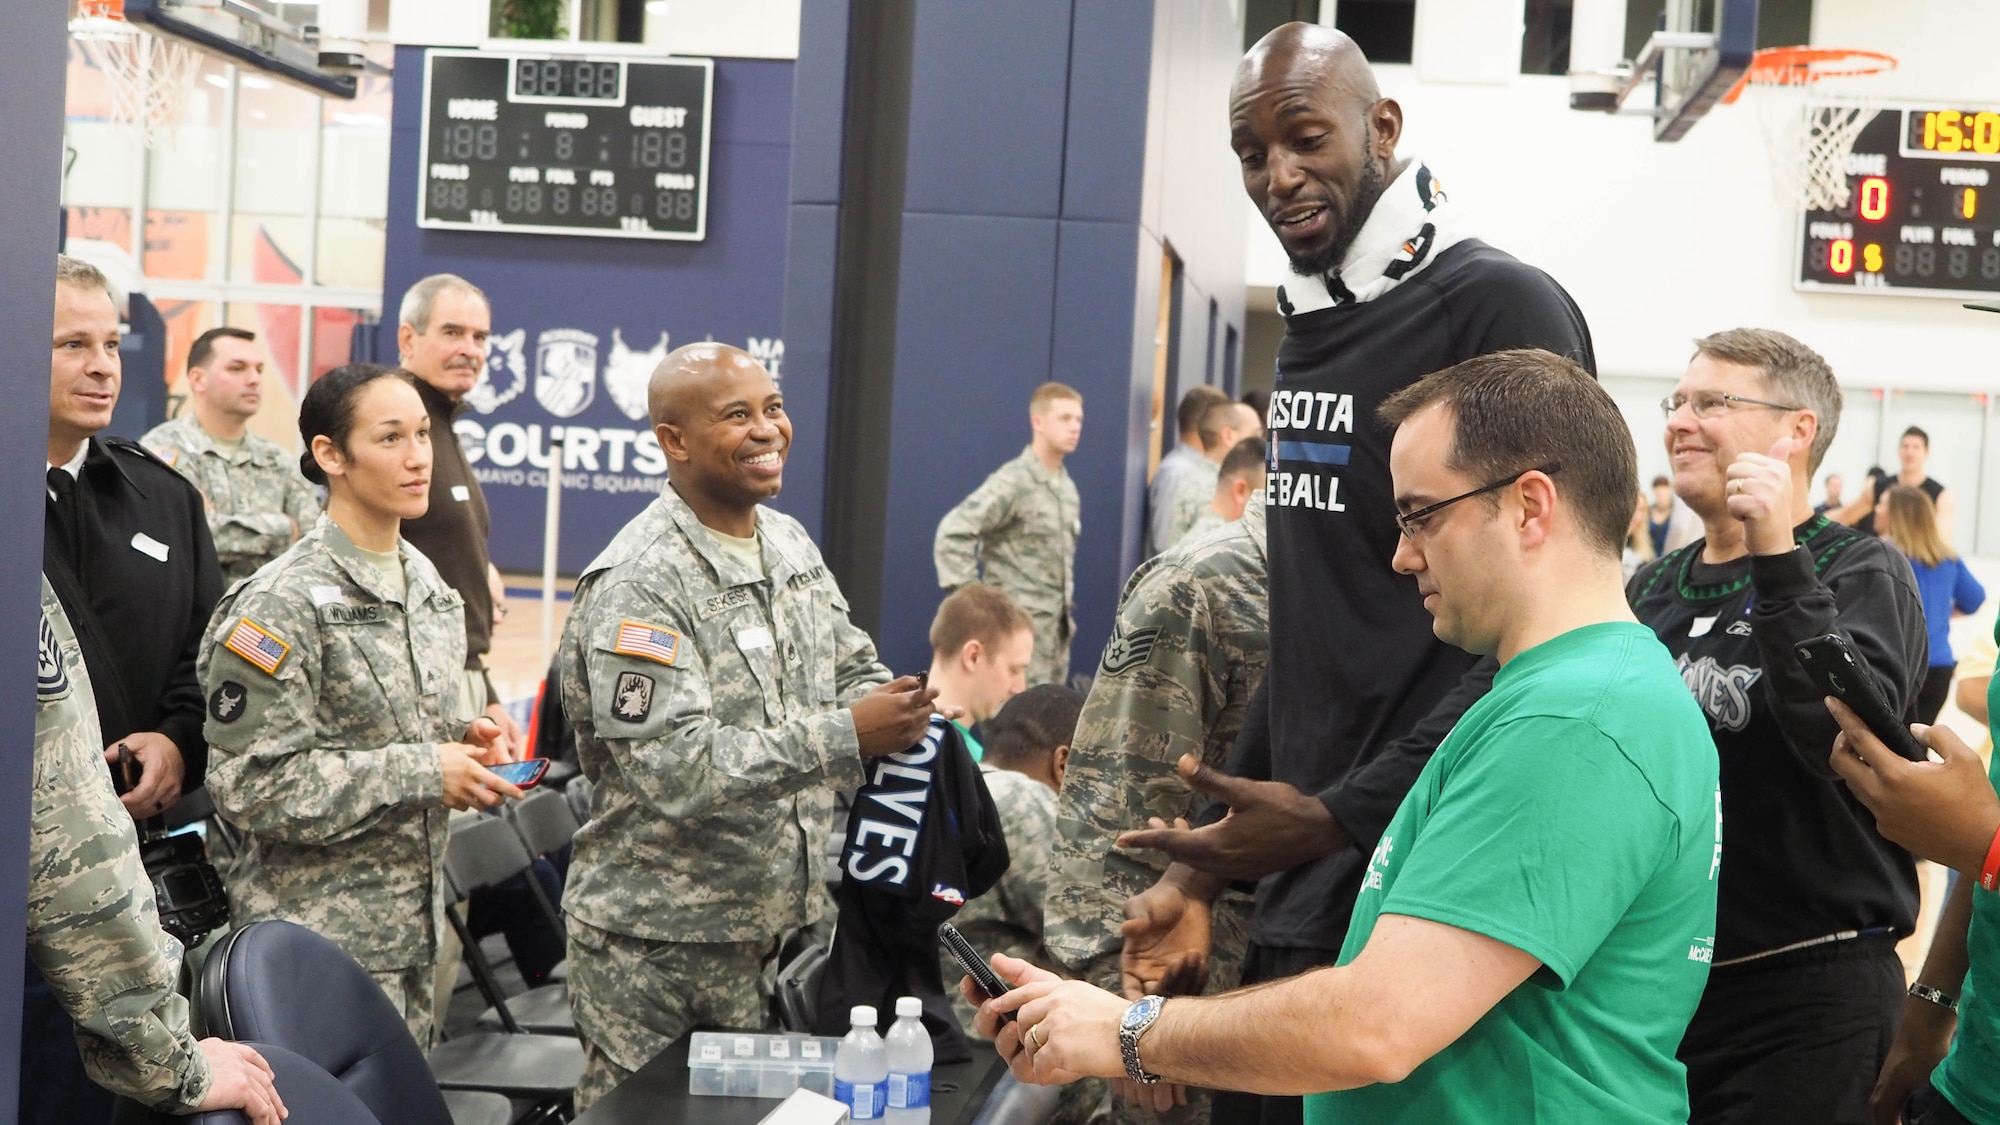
[1629,328,1924,1124]
[1113,23,1593,1125]
[32,254,223,1124]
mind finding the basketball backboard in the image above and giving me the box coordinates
[121,0,369,99]
[1570,0,1758,142]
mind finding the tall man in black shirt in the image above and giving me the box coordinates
[1113,23,1593,1125]
[1627,328,1924,1125]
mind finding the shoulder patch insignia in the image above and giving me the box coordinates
[156,447,179,467]
[698,588,755,619]
[224,618,292,675]
[611,671,655,722]
[614,620,680,666]
[37,616,68,699]
[210,680,248,722]
[1100,625,1163,676]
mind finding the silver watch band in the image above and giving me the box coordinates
[1909,982,1958,1013]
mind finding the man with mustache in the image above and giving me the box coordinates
[142,327,321,586]
[1116,24,1594,1124]
[395,273,527,758]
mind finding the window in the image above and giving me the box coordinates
[1243,0,1322,52]
[1521,0,1573,75]
[1335,0,1415,65]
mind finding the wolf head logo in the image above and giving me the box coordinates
[466,329,527,415]
[605,329,670,421]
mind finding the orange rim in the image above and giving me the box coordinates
[1720,46,1898,105]
[74,0,127,18]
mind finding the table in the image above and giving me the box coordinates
[573,1032,1004,1124]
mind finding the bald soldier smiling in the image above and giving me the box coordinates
[557,343,943,1109]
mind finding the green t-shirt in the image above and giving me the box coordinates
[953,718,983,763]
[1933,619,2000,1123]
[1306,622,1720,1124]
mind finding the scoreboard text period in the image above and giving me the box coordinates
[418,50,713,241]
[1798,106,2000,298]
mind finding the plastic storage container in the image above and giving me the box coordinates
[686,1031,842,1099]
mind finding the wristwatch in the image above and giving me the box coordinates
[1909,982,1958,1013]
[1119,995,1167,1085]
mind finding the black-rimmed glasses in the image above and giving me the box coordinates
[1395,463,1562,540]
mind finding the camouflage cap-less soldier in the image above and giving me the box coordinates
[934,446,1080,686]
[1043,500,1268,1124]
[560,487,890,1106]
[201,515,468,1045]
[33,577,212,1112]
[143,414,321,586]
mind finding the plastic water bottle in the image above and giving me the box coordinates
[885,995,933,1124]
[835,1005,888,1121]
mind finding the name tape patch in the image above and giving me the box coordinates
[225,618,291,675]
[614,620,680,666]
[699,588,754,619]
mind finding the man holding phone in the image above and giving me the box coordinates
[1628,329,1927,1125]
[558,343,938,1110]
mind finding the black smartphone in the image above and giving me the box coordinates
[1794,634,1930,763]
[938,922,1015,1022]
[914,670,929,692]
[489,759,551,789]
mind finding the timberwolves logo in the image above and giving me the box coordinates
[37,616,68,700]
[466,329,527,416]
[1676,654,1763,733]
[535,328,600,418]
[604,329,669,421]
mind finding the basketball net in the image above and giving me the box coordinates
[70,0,204,150]
[1727,48,1897,213]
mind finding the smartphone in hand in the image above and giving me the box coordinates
[1794,634,1929,763]
[488,758,551,789]
[938,922,1015,1022]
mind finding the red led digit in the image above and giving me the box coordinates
[1858,178,1890,221]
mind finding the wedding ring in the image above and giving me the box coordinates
[1028,1024,1044,1048]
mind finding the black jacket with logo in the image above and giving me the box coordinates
[1627,515,1925,962]
[45,437,223,789]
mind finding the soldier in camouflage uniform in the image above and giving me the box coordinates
[1041,498,1269,1125]
[560,343,938,1109]
[34,576,285,1122]
[201,366,518,1049]
[945,684,1083,1037]
[935,383,1084,687]
[1180,437,1270,546]
[142,328,321,586]
[1162,401,1260,552]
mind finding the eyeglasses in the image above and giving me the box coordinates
[1659,391,1802,419]
[1395,463,1562,540]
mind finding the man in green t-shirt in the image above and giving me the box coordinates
[926,583,1036,761]
[963,350,1721,1123]
[1829,659,2000,1124]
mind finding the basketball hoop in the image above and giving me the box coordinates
[1723,46,1897,212]
[70,0,204,150]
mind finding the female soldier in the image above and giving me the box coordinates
[200,363,522,1047]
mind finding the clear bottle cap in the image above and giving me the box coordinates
[851,1005,878,1027]
[895,996,922,1018]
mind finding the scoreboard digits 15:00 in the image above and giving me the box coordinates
[418,49,712,241]
[1797,105,2000,298]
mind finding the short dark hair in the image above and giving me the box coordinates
[1219,436,1267,485]
[1902,425,1930,448]
[1197,400,1253,449]
[982,684,1084,769]
[1690,328,1841,473]
[930,584,1033,658]
[1240,387,1271,425]
[1650,474,1671,489]
[1378,349,1636,559]
[298,364,421,485]
[188,326,257,372]
[1176,385,1230,437]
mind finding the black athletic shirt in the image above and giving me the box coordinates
[1627,517,1924,962]
[1231,239,1596,951]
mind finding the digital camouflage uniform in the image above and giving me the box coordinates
[934,446,1080,687]
[1162,459,1220,553]
[559,487,890,1110]
[141,415,321,587]
[200,516,468,1048]
[946,764,1056,1037]
[1044,501,1268,1125]
[32,576,211,1112]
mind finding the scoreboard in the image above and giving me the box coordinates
[418,50,713,241]
[1797,105,2000,298]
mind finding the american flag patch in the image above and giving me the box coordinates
[614,621,680,666]
[224,618,290,675]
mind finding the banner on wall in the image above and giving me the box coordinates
[461,320,785,572]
